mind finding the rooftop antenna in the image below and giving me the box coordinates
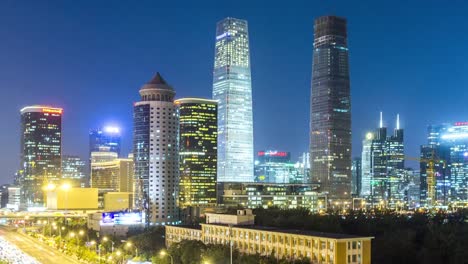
[379,112,383,128]
[396,114,400,130]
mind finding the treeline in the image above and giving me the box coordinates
[253,208,468,264]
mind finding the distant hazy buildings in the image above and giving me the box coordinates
[310,16,351,201]
[20,105,62,206]
[218,182,324,212]
[254,151,308,184]
[133,73,179,226]
[175,98,217,208]
[62,155,86,187]
[213,17,254,183]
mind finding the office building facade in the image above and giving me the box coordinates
[175,98,217,208]
[20,105,62,206]
[351,158,361,196]
[218,182,326,212]
[62,155,87,187]
[361,114,405,208]
[89,127,121,156]
[133,73,180,226]
[213,17,254,183]
[90,152,134,193]
[310,16,351,201]
[254,151,307,184]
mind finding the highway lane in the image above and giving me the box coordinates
[0,227,80,264]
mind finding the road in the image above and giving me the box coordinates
[0,226,80,264]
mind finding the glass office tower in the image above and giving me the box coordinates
[20,105,62,206]
[89,127,121,156]
[310,16,351,201]
[212,17,254,182]
[175,98,217,208]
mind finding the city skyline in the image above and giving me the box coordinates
[2,1,468,184]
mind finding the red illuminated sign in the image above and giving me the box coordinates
[257,151,288,157]
[454,122,468,126]
[42,108,63,114]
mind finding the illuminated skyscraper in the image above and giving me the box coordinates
[361,113,405,207]
[133,72,179,226]
[310,16,351,201]
[421,122,468,204]
[20,105,62,206]
[89,127,121,156]
[175,98,217,208]
[213,17,254,182]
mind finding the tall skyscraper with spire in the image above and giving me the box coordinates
[133,72,179,226]
[212,17,254,182]
[360,113,405,207]
[310,16,351,201]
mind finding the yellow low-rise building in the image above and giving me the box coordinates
[46,188,98,210]
[166,210,372,264]
[103,192,133,211]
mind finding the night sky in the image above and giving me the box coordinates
[1,0,468,184]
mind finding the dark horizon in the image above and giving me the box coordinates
[2,0,468,184]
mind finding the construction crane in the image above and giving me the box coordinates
[393,151,446,207]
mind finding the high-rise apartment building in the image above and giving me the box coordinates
[62,155,87,187]
[133,73,179,226]
[310,16,351,201]
[20,105,62,206]
[212,17,254,183]
[175,98,217,208]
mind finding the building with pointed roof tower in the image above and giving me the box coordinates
[133,72,180,226]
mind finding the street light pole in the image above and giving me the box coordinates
[229,224,233,264]
[160,250,173,264]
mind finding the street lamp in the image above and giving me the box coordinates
[90,240,97,252]
[115,251,123,264]
[126,242,138,258]
[102,236,115,253]
[160,250,173,264]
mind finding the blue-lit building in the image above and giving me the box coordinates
[89,127,121,157]
[213,17,254,183]
[254,151,308,184]
[421,122,468,204]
